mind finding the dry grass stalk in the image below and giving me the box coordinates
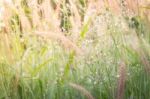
[3,0,32,32]
[125,0,150,15]
[116,61,126,99]
[84,1,97,23]
[69,83,94,99]
[42,0,52,23]
[108,0,121,14]
[12,0,31,31]
[2,2,13,33]
[69,0,82,41]
[131,33,150,74]
[0,33,14,64]
[28,0,41,28]
[35,31,82,55]
[126,0,138,13]
[18,8,31,32]
[53,2,61,30]
[38,0,61,32]
[138,50,150,74]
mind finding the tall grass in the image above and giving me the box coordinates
[0,0,150,99]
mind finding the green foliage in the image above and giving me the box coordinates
[0,0,150,99]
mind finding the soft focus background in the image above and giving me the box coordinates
[0,0,150,99]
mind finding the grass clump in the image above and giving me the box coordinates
[0,0,150,99]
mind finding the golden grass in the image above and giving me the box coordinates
[1,0,149,33]
[0,0,150,98]
[116,61,126,99]
[1,0,150,60]
[69,82,94,99]
[35,31,82,55]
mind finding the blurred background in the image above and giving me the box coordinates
[0,0,150,99]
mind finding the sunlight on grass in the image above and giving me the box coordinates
[0,0,150,99]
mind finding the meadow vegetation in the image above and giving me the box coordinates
[0,0,150,99]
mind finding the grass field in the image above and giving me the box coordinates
[0,0,150,99]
